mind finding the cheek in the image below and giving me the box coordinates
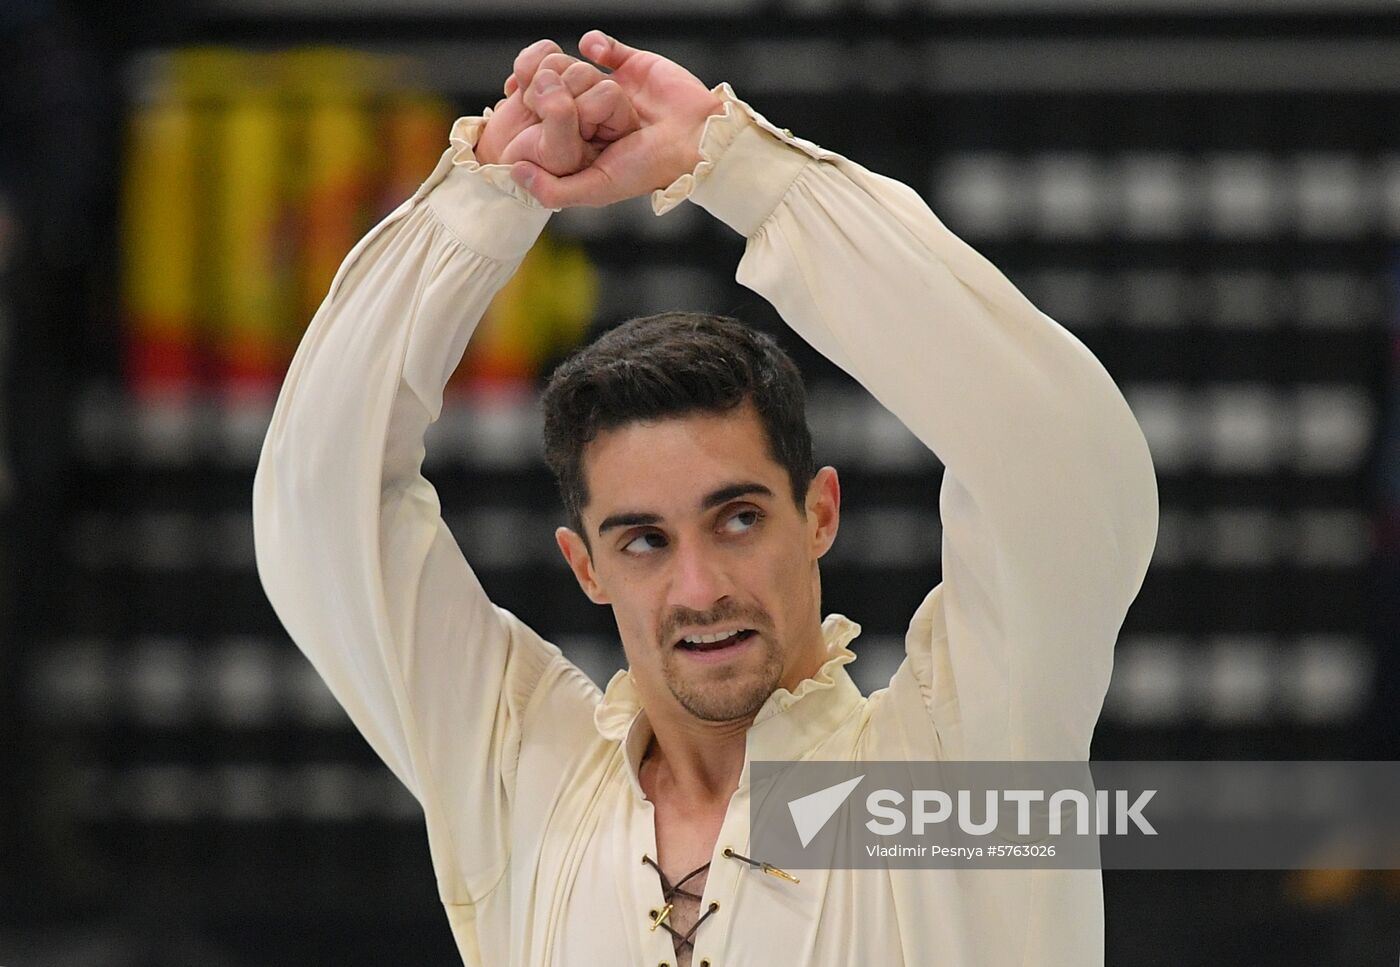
[607,584,665,650]
[754,529,816,600]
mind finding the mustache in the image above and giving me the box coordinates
[660,603,771,644]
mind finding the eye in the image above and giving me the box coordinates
[621,530,668,556]
[721,508,763,534]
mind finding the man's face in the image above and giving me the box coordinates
[556,400,840,725]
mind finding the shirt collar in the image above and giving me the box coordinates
[592,614,865,800]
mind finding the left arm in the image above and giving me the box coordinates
[678,90,1158,760]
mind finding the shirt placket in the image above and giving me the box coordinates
[633,796,685,967]
[684,775,753,967]
[622,778,750,967]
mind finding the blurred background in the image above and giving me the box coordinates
[1,0,1398,963]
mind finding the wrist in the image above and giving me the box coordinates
[474,142,499,166]
[673,94,727,179]
[425,157,553,260]
[444,114,557,213]
[473,115,505,166]
[651,83,832,228]
[688,106,811,237]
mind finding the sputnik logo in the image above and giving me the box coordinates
[787,775,865,847]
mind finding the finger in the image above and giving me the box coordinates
[511,159,622,209]
[578,29,642,72]
[523,69,585,170]
[564,65,619,140]
[575,79,638,142]
[523,69,577,127]
[512,38,563,95]
[560,59,609,97]
[500,119,603,166]
[504,73,517,96]
[538,51,583,80]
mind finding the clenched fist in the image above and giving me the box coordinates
[474,39,639,176]
[477,31,726,209]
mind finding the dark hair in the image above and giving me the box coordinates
[540,311,816,542]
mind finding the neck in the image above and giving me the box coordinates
[640,715,749,808]
[639,620,830,808]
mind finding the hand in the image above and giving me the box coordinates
[475,39,639,176]
[504,51,638,143]
[505,30,726,208]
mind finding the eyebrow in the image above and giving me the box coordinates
[596,481,776,536]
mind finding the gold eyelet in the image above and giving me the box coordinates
[648,908,658,917]
[708,900,720,911]
[700,961,712,967]
[721,846,734,857]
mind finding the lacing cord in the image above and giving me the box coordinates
[641,854,717,954]
[641,848,800,956]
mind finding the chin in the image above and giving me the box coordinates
[666,650,784,723]
[675,685,773,723]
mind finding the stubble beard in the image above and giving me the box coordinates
[662,633,785,722]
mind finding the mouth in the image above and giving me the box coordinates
[674,628,757,662]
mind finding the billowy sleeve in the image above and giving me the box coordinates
[667,86,1159,760]
[252,118,586,903]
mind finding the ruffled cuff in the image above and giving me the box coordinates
[445,107,557,212]
[411,106,555,262]
[651,81,837,236]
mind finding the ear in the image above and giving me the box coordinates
[556,526,611,605]
[806,466,840,560]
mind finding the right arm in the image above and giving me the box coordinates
[252,130,576,905]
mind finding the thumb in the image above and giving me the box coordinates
[579,29,639,72]
[511,160,620,209]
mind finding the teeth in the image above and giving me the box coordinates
[682,629,746,644]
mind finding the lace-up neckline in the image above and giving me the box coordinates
[642,854,718,955]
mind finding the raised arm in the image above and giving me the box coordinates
[679,93,1159,762]
[252,57,624,904]
[511,34,1157,762]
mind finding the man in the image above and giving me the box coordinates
[253,30,1159,967]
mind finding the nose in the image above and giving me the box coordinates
[667,539,732,613]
